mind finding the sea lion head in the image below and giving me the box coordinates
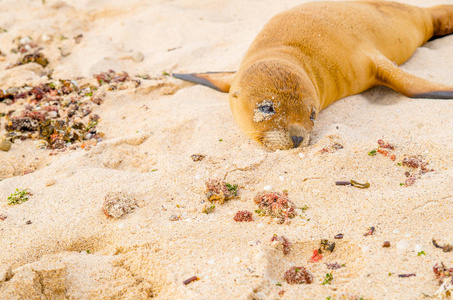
[229,59,319,151]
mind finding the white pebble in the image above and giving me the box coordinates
[195,174,202,180]
[414,244,423,253]
[257,223,264,228]
[117,222,125,229]
[41,34,52,42]
[20,36,31,44]
[393,229,401,234]
[233,257,240,264]
[254,251,265,261]
[404,233,411,238]
[279,176,285,181]
[397,239,410,250]
[362,246,370,253]
[298,153,305,159]
[207,260,215,265]
[263,185,272,191]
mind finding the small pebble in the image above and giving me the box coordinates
[0,139,12,152]
[169,215,180,221]
[263,185,272,191]
[132,51,144,62]
[396,239,410,250]
[207,260,215,265]
[393,229,401,234]
[26,220,32,225]
[404,233,411,238]
[298,153,305,159]
[20,36,31,44]
[279,176,285,181]
[183,276,199,285]
[361,246,370,253]
[45,178,56,187]
[117,222,125,229]
[414,244,423,253]
[383,241,391,248]
[334,233,344,239]
[233,257,240,264]
[41,34,52,42]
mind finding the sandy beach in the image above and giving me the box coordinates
[1,0,453,299]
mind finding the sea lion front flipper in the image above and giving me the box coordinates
[373,54,453,99]
[172,71,236,93]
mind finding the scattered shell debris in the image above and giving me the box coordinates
[270,235,291,255]
[253,191,296,224]
[319,142,343,154]
[204,179,238,204]
[102,191,138,218]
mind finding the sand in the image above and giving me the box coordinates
[1,0,453,299]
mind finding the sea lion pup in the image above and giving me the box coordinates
[174,1,453,150]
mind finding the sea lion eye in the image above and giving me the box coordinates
[258,101,275,115]
[253,100,276,122]
[310,108,316,122]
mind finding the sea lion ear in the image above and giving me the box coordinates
[173,71,236,93]
[309,107,316,122]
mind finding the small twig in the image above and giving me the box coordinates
[335,181,352,186]
[350,180,370,189]
[334,233,344,239]
[183,276,199,285]
[398,274,416,278]
[432,239,453,252]
[364,226,375,236]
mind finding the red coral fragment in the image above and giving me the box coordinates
[377,149,396,161]
[377,139,395,150]
[310,249,323,262]
[234,211,253,222]
[284,266,313,284]
[433,263,453,279]
[254,191,296,224]
[402,156,423,168]
[405,176,417,187]
[271,235,291,255]
[205,179,237,203]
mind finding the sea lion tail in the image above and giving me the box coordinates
[428,5,453,37]
[172,71,236,93]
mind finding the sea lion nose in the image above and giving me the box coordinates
[291,136,303,148]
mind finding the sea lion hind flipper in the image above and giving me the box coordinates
[374,55,453,99]
[172,71,236,93]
